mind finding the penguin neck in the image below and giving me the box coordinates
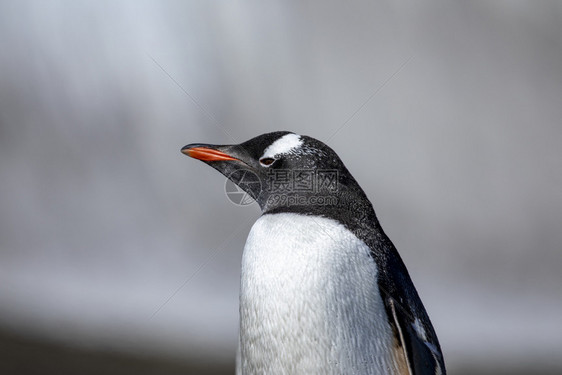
[260,180,386,243]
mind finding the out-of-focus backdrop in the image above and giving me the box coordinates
[1,1,561,374]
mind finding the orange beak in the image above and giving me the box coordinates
[181,146,237,162]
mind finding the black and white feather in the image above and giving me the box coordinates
[182,131,446,375]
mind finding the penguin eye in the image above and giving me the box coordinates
[259,157,276,167]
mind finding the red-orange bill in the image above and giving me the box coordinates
[182,147,237,162]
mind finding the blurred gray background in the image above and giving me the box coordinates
[1,1,561,374]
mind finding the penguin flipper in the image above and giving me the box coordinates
[387,298,445,375]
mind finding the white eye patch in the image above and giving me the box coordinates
[260,133,302,159]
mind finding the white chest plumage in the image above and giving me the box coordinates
[237,213,402,375]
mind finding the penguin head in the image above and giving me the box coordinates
[182,131,357,213]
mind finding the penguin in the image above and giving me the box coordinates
[181,131,446,375]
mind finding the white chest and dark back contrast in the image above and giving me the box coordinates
[182,132,446,375]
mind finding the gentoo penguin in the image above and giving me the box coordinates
[181,131,446,375]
